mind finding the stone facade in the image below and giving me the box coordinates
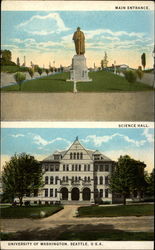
[22,138,115,205]
[67,55,92,82]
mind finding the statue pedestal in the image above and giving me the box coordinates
[67,55,92,82]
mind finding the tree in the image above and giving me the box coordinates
[50,67,54,73]
[141,53,146,70]
[136,66,144,80]
[17,57,20,66]
[37,67,43,76]
[2,153,43,206]
[145,169,154,197]
[45,69,49,75]
[28,67,34,79]
[101,52,108,69]
[1,50,12,62]
[14,72,26,91]
[124,70,137,83]
[110,155,146,205]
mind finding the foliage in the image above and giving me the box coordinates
[109,155,147,205]
[145,169,154,197]
[37,67,43,76]
[141,53,146,70]
[136,66,144,80]
[123,70,137,83]
[45,69,49,75]
[2,153,43,206]
[1,65,29,73]
[1,50,12,62]
[28,67,34,78]
[101,52,108,69]
[16,57,20,66]
[14,72,26,90]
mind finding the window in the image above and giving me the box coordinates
[94,165,98,171]
[100,165,104,171]
[100,189,103,198]
[55,189,57,197]
[66,176,69,182]
[88,176,90,182]
[77,153,79,159]
[88,165,90,171]
[75,164,78,171]
[100,176,103,185]
[45,176,48,184]
[79,165,81,171]
[84,165,86,171]
[75,176,78,182]
[63,165,65,171]
[74,153,76,159]
[34,189,38,197]
[50,189,53,197]
[50,176,54,184]
[45,189,48,197]
[70,153,72,159]
[55,176,58,184]
[72,165,74,171]
[105,189,109,198]
[50,165,54,171]
[66,165,69,171]
[54,155,59,160]
[105,165,109,172]
[80,153,83,159]
[84,176,87,182]
[55,165,59,171]
[45,165,49,171]
[105,176,109,185]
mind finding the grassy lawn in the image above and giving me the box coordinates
[57,231,154,241]
[1,205,63,219]
[1,71,153,92]
[1,65,29,73]
[78,204,154,217]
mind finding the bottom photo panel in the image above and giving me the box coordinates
[0,122,154,250]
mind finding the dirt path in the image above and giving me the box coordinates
[1,205,154,233]
[1,91,154,121]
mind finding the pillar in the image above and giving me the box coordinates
[68,192,71,201]
[79,192,83,201]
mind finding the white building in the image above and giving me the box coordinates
[23,137,115,205]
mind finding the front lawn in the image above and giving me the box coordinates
[1,205,63,219]
[78,204,154,217]
[1,71,153,92]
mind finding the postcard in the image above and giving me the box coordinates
[1,1,154,121]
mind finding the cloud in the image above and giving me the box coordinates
[81,134,146,147]
[17,13,70,35]
[142,128,154,143]
[11,134,25,138]
[29,134,71,147]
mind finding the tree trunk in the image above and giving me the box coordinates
[19,197,23,206]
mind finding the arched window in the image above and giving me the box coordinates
[80,153,83,159]
[75,164,78,171]
[88,176,90,182]
[70,153,72,159]
[75,176,78,182]
[45,176,48,184]
[105,176,109,185]
[100,176,103,185]
[72,164,74,171]
[55,176,58,184]
[94,176,98,185]
[74,153,76,159]
[77,153,79,159]
[50,176,54,184]
[66,176,68,182]
[84,176,87,182]
[79,165,81,171]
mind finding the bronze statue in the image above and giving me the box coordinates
[73,27,85,55]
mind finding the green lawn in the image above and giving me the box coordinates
[1,71,153,92]
[78,204,154,217]
[57,231,154,241]
[1,205,63,219]
[1,65,29,73]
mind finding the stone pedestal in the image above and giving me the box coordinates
[67,55,92,82]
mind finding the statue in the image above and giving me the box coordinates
[73,27,85,55]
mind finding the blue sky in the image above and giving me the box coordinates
[1,11,154,68]
[1,128,154,172]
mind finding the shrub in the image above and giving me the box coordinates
[45,69,49,75]
[28,67,34,78]
[124,70,137,83]
[136,67,144,80]
[14,72,26,90]
[38,67,43,76]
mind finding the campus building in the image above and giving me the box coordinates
[23,137,115,204]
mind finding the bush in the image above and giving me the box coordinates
[28,67,34,78]
[124,70,137,83]
[136,67,144,80]
[38,68,43,76]
[14,72,26,90]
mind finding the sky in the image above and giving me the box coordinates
[1,127,154,173]
[1,10,154,68]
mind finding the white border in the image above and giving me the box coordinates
[2,1,154,11]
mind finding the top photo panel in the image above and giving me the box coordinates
[1,1,154,121]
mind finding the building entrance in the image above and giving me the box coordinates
[61,187,68,200]
[71,188,79,200]
[83,188,91,200]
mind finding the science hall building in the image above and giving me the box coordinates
[24,137,115,204]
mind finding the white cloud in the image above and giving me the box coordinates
[11,134,25,138]
[17,13,70,35]
[142,128,154,143]
[82,134,146,147]
[29,134,71,147]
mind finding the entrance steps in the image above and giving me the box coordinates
[61,200,91,205]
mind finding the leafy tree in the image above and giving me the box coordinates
[28,67,34,79]
[145,169,154,197]
[110,155,146,205]
[38,67,43,76]
[2,153,43,206]
[141,53,146,70]
[17,57,20,66]
[101,52,108,69]
[14,72,26,91]
[136,66,144,80]
[50,67,54,73]
[1,50,12,62]
[45,69,49,75]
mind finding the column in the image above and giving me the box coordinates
[68,192,71,201]
[79,192,83,201]
[90,191,94,202]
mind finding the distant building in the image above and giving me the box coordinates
[20,138,115,205]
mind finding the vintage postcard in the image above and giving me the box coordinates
[1,1,154,121]
[0,121,154,249]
